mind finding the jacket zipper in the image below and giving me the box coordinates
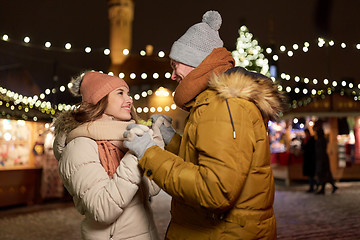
[225,99,236,139]
[109,220,116,240]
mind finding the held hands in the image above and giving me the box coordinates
[150,114,176,145]
[123,124,156,159]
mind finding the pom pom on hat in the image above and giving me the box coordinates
[69,71,129,105]
[169,10,224,67]
[202,10,222,31]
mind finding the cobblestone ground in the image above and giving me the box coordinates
[273,181,360,240]
[151,181,360,240]
[0,182,359,239]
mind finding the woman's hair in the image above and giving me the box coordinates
[72,96,138,124]
[53,95,138,136]
[72,96,108,123]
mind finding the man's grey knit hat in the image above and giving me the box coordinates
[169,10,224,67]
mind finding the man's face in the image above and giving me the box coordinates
[170,60,195,83]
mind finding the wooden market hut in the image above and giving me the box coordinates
[272,93,360,185]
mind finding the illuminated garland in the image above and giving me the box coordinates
[34,70,172,102]
[1,77,359,121]
[276,70,360,111]
[2,33,359,59]
[286,90,360,111]
[1,34,168,58]
[4,69,359,122]
[266,37,360,61]
[278,72,360,93]
[1,31,360,119]
[231,26,360,111]
[0,83,179,121]
[277,76,360,113]
[0,89,56,121]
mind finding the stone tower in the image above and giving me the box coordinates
[107,0,134,75]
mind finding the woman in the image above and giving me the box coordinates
[53,71,161,240]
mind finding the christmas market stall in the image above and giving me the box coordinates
[0,86,64,207]
[270,93,360,186]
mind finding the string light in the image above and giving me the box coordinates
[0,30,359,117]
[141,73,147,79]
[158,51,165,58]
[65,43,71,50]
[23,36,30,43]
[1,32,358,62]
[165,72,171,78]
[104,48,110,55]
[0,32,171,59]
[264,38,360,59]
[0,81,181,121]
[153,73,159,79]
[277,72,360,100]
[0,87,59,121]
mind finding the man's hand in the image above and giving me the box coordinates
[150,114,176,145]
[123,124,156,159]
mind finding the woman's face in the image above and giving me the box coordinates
[104,87,133,121]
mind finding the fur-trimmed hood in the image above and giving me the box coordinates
[53,111,81,137]
[208,67,287,121]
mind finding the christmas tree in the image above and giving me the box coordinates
[232,25,270,76]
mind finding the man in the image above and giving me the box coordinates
[124,10,286,239]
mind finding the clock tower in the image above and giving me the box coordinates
[107,0,134,75]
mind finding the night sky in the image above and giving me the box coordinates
[0,0,359,98]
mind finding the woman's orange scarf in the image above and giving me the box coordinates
[97,140,125,177]
[66,120,132,178]
[173,47,235,110]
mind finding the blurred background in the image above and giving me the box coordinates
[0,1,360,239]
[0,0,359,221]
[1,0,359,107]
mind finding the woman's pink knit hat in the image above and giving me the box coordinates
[70,71,129,104]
